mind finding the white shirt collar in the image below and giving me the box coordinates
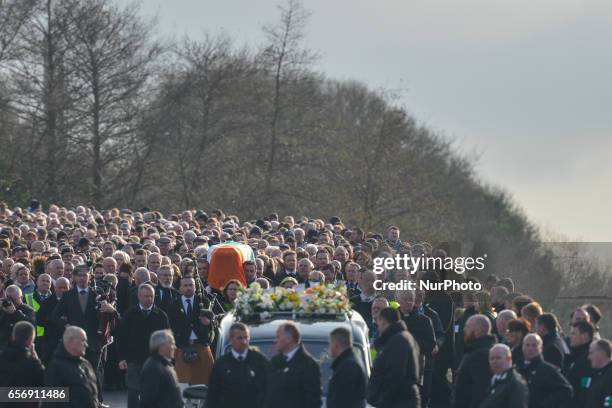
[285,345,300,362]
[140,304,153,312]
[491,371,508,385]
[182,295,194,304]
[77,286,89,293]
[231,348,248,360]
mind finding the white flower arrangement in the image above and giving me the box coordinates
[235,282,351,319]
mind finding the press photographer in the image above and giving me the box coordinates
[0,285,36,349]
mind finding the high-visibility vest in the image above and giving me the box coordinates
[23,293,45,337]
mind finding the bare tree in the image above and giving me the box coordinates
[4,0,77,202]
[258,0,318,206]
[61,0,162,206]
[0,0,36,63]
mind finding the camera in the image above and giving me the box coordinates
[2,299,13,308]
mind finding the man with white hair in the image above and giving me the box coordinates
[517,333,573,408]
[139,330,183,408]
[495,309,517,340]
[45,326,99,408]
[0,285,36,349]
[47,258,65,283]
[479,344,528,408]
[452,314,496,408]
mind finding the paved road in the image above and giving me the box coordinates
[101,390,128,408]
[101,386,198,408]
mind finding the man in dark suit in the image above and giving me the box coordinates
[207,322,268,408]
[154,265,179,314]
[479,344,528,408]
[368,307,421,408]
[535,313,568,369]
[266,322,322,408]
[397,290,436,405]
[350,270,378,323]
[564,321,595,408]
[517,333,573,408]
[168,275,215,385]
[273,251,300,285]
[117,283,170,408]
[52,265,117,403]
[45,326,100,408]
[37,276,71,364]
[0,321,45,408]
[453,314,496,408]
[585,339,612,408]
[327,327,367,408]
[139,329,184,408]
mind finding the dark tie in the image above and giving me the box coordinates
[79,290,88,313]
[143,309,150,316]
[237,355,244,362]
[185,299,192,317]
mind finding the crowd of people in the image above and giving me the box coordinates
[0,201,611,408]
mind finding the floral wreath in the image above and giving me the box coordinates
[234,282,351,320]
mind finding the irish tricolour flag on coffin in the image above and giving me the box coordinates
[207,241,255,290]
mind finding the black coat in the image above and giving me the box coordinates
[479,368,528,408]
[0,303,36,349]
[44,344,99,408]
[51,287,105,352]
[154,285,180,314]
[453,306,477,370]
[368,320,421,408]
[512,343,524,367]
[563,342,592,408]
[0,342,44,385]
[585,361,612,408]
[541,332,568,369]
[328,348,367,408]
[423,305,445,348]
[207,347,268,408]
[37,295,62,363]
[0,342,44,408]
[517,355,573,408]
[265,344,322,408]
[116,276,133,315]
[402,310,436,356]
[452,334,496,408]
[167,295,213,348]
[117,305,170,365]
[351,294,374,324]
[139,353,184,408]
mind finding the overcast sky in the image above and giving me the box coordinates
[133,0,612,241]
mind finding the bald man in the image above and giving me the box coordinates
[479,344,528,408]
[45,326,100,408]
[516,333,572,408]
[452,314,496,408]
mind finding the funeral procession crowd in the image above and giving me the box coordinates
[0,201,611,408]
